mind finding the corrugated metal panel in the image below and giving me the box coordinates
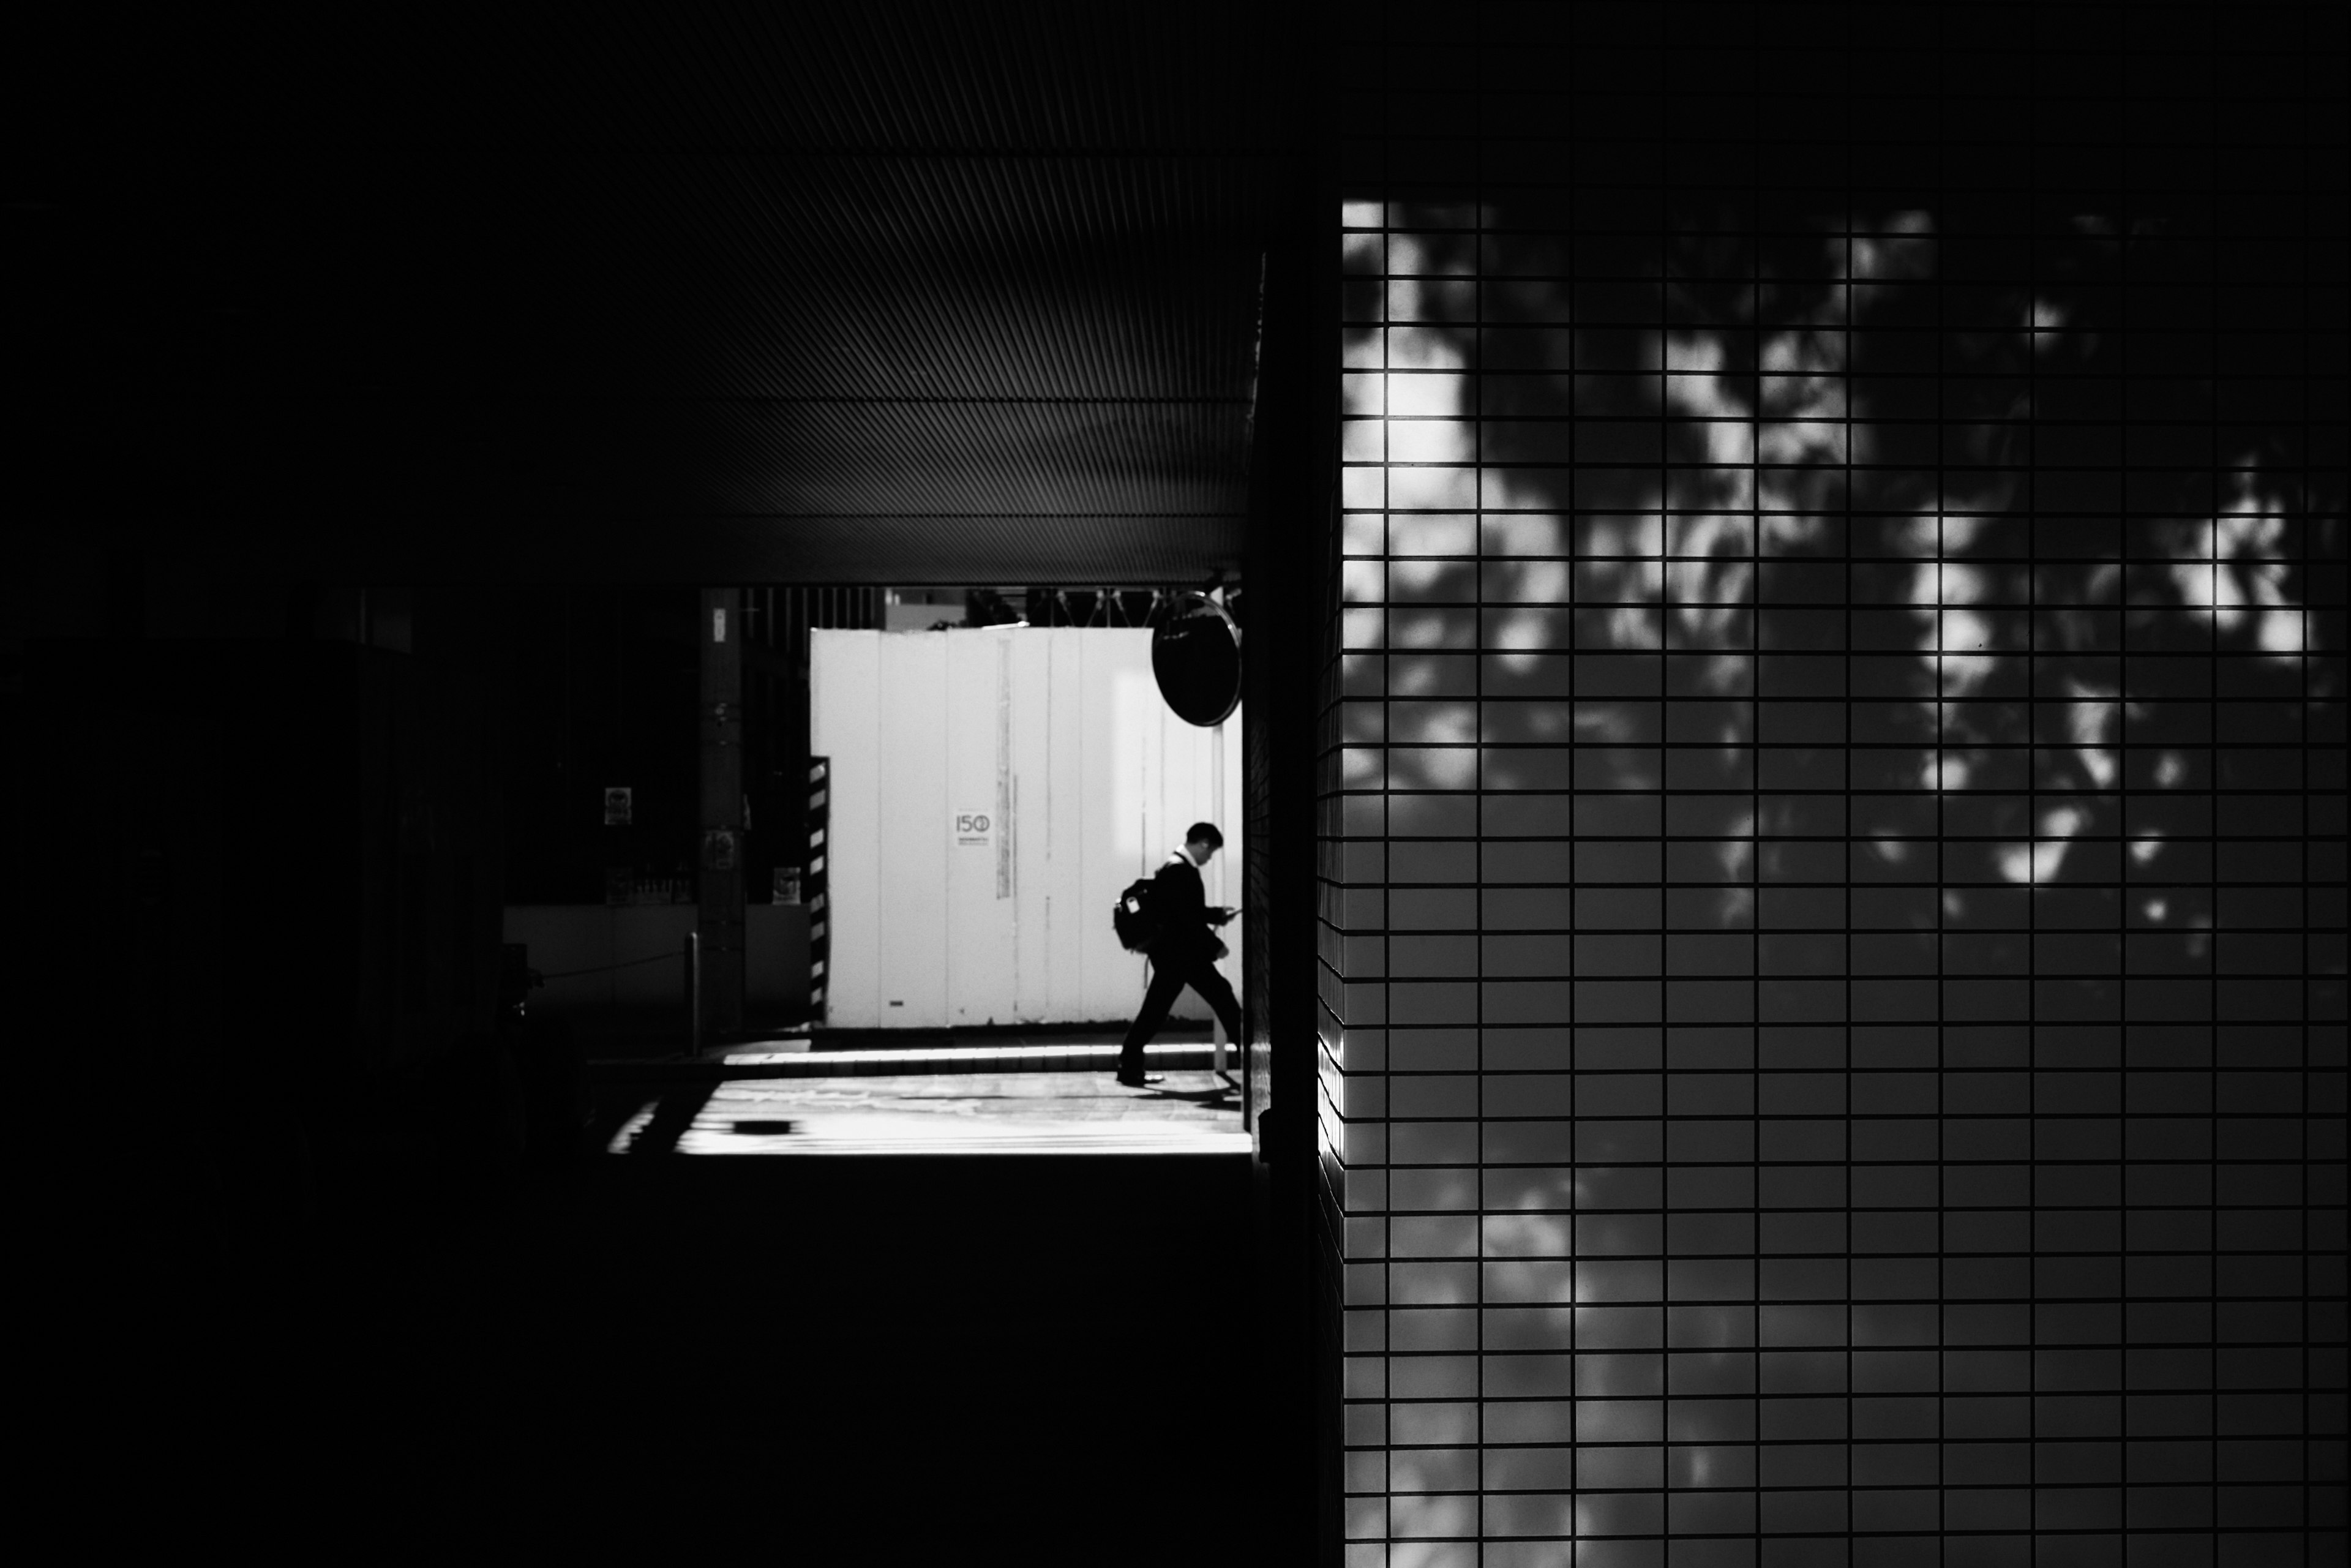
[57,4,1294,585]
[498,399,1253,516]
[190,398,1249,527]
[326,4,1291,156]
[508,154,1273,400]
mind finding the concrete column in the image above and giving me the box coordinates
[698,587,745,1038]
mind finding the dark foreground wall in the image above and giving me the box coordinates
[15,589,534,1247]
[1315,5,2345,1562]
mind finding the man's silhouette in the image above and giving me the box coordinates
[1116,822,1241,1088]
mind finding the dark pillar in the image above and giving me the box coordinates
[698,587,745,1038]
[1240,10,1340,1553]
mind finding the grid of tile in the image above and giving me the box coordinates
[1318,24,2347,1562]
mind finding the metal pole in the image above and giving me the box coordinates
[686,929,702,1056]
[699,587,746,1040]
[1213,701,1228,1080]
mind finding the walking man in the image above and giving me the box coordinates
[1116,822,1241,1088]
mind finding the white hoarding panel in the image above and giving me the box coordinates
[812,630,881,1026]
[1042,629,1087,1021]
[945,631,1016,1024]
[811,627,1239,1029]
[877,632,950,1026]
[1007,626,1056,1020]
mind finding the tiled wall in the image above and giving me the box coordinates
[1315,20,2345,1561]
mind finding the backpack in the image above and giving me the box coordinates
[1112,876,1158,953]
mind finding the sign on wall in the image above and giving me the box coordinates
[604,786,632,826]
[953,810,993,848]
[700,827,738,871]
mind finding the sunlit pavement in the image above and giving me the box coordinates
[636,1070,1248,1153]
[588,1027,1254,1155]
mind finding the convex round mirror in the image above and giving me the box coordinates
[1151,593,1242,726]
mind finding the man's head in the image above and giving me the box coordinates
[1184,822,1224,866]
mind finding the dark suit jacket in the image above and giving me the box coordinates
[1144,851,1218,967]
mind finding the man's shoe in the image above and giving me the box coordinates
[1116,1071,1163,1089]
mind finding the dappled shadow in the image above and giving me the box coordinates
[1334,195,2342,1552]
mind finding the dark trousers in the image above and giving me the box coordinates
[1119,953,1243,1075]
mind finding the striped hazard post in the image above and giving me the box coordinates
[806,756,830,1021]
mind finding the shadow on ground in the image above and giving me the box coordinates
[134,1124,1262,1561]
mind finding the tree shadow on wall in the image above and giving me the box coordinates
[1341,194,2344,1526]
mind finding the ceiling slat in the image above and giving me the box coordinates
[59,2,1294,583]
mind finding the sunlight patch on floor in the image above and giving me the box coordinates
[607,1068,1251,1156]
[719,1041,1236,1070]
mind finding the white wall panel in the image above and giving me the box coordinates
[812,626,1240,1029]
[876,632,949,1026]
[1006,628,1053,1019]
[813,631,881,1026]
[1081,640,1136,1021]
[944,630,1015,1024]
[1043,631,1087,1020]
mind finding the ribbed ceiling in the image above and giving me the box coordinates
[216,6,1292,157]
[24,2,1297,584]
